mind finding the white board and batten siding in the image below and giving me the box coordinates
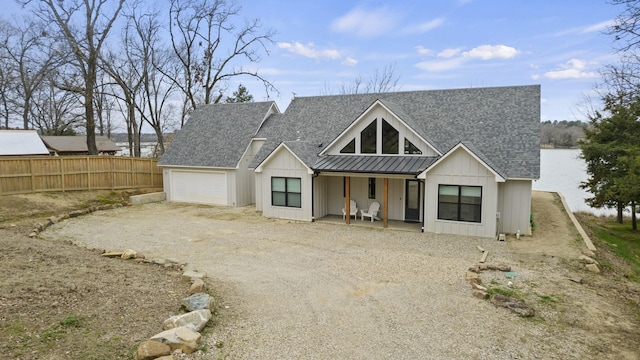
[424,147,499,238]
[259,147,313,221]
[235,139,265,206]
[498,180,533,235]
[163,168,230,205]
[323,176,406,221]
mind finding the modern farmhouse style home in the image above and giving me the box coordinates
[159,85,540,238]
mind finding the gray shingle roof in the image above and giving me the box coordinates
[159,101,277,168]
[40,135,121,153]
[253,85,540,179]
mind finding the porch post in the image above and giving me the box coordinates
[345,176,351,225]
[383,178,388,228]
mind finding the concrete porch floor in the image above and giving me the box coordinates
[315,214,423,232]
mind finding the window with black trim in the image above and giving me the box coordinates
[437,185,481,223]
[271,177,302,208]
[340,138,355,153]
[404,138,422,154]
[382,119,399,154]
[368,178,376,199]
[360,120,377,154]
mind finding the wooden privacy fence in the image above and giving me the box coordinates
[0,156,163,195]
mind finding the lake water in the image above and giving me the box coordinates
[533,149,615,215]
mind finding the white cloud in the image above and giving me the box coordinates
[544,59,598,79]
[342,57,358,66]
[278,42,341,60]
[331,6,399,37]
[438,48,462,58]
[531,74,540,80]
[462,45,519,60]
[415,58,466,72]
[415,45,432,55]
[402,18,445,34]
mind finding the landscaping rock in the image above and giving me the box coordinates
[182,270,205,281]
[471,282,487,291]
[150,326,201,354]
[497,264,512,272]
[181,293,215,311]
[465,271,481,282]
[581,248,596,258]
[163,309,212,332]
[121,249,137,260]
[136,340,171,360]
[578,255,598,265]
[585,263,601,273]
[189,279,206,295]
[490,294,535,317]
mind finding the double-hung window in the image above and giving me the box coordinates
[271,177,302,208]
[437,185,482,223]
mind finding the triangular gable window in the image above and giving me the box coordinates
[340,138,355,153]
[382,119,399,154]
[360,120,377,154]
[404,138,422,154]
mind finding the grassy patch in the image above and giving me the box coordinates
[61,315,84,328]
[591,220,640,281]
[537,293,561,305]
[487,286,519,299]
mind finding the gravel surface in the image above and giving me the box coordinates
[42,202,636,359]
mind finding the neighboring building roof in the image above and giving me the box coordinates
[159,101,278,168]
[253,85,540,179]
[0,130,50,156]
[40,135,121,154]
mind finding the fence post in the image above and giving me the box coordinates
[86,156,91,190]
[30,158,35,192]
[60,157,65,192]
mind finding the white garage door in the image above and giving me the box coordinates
[170,170,227,205]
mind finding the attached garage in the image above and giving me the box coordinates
[166,169,227,205]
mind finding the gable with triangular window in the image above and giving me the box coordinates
[326,101,438,156]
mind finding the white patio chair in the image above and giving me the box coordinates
[342,200,358,220]
[361,202,380,222]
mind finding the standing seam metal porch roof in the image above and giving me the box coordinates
[313,155,437,175]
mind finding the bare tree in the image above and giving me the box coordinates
[0,20,17,128]
[128,6,178,156]
[2,19,61,130]
[333,64,401,95]
[25,0,125,154]
[30,74,84,135]
[168,0,276,120]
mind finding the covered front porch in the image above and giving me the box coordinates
[311,155,436,231]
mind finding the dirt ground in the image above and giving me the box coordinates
[1,190,639,359]
[0,190,190,359]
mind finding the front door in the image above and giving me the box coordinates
[405,179,421,222]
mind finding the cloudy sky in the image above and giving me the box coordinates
[234,0,620,122]
[5,0,622,123]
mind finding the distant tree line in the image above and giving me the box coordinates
[540,120,586,148]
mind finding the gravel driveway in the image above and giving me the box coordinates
[43,202,598,359]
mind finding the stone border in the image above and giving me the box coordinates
[28,202,128,238]
[130,192,166,205]
[556,191,597,252]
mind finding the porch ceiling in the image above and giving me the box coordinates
[313,155,438,175]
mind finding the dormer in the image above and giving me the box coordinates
[320,100,439,157]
